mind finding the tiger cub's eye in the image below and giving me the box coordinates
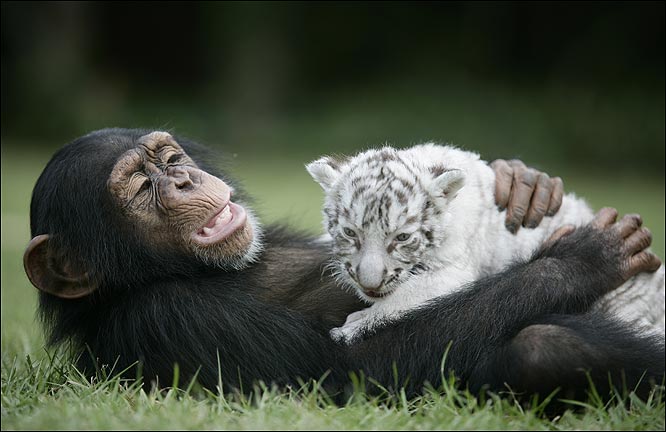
[396,233,411,241]
[343,227,357,237]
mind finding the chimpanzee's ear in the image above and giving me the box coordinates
[23,234,96,299]
[305,156,345,192]
[431,169,466,199]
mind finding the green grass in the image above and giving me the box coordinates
[2,354,664,430]
[1,146,664,430]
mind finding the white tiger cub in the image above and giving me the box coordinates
[306,143,665,344]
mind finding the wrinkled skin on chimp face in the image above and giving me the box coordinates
[107,131,259,269]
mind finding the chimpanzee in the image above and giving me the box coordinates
[24,129,664,402]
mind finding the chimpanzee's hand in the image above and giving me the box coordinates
[539,207,661,294]
[589,207,662,286]
[490,159,564,234]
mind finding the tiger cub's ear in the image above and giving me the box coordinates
[306,156,346,192]
[430,168,466,199]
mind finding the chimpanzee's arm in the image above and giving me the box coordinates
[348,209,663,397]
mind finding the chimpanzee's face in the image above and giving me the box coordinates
[107,131,259,270]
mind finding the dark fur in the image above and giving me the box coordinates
[31,129,664,402]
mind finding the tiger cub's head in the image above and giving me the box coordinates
[306,145,465,302]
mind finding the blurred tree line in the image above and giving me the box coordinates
[1,1,664,174]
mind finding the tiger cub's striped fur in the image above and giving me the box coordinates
[307,143,665,344]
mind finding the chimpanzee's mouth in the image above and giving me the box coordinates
[201,205,233,235]
[192,202,247,245]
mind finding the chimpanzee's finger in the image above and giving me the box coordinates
[523,173,553,228]
[490,159,513,210]
[590,207,619,229]
[546,177,564,217]
[623,227,652,255]
[616,213,643,239]
[505,165,538,234]
[543,225,576,247]
[625,251,662,279]
[506,159,528,171]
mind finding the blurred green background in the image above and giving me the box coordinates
[1,2,664,353]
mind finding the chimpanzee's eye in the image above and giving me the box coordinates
[396,233,411,242]
[343,227,357,238]
[167,153,184,165]
[137,179,151,194]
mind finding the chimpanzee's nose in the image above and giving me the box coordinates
[167,166,194,190]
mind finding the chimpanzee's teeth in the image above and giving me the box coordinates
[217,205,232,224]
[200,206,233,237]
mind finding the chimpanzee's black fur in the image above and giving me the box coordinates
[31,129,664,403]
